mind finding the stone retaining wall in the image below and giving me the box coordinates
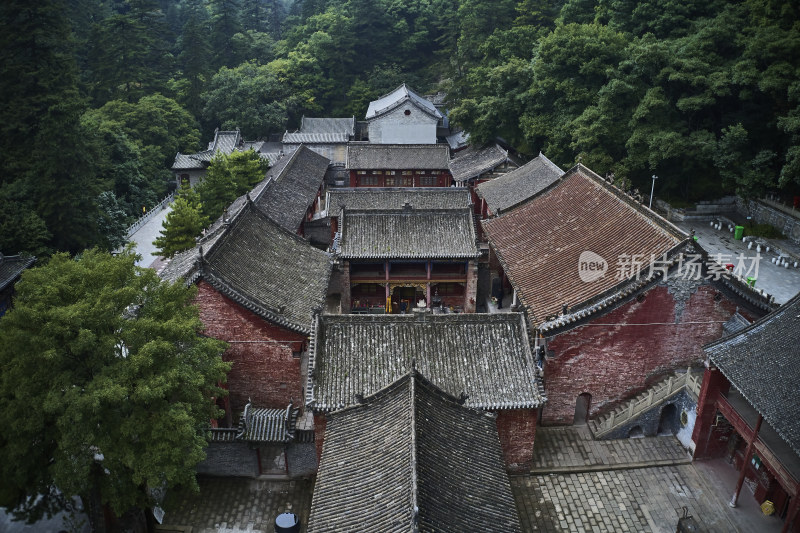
[737,198,800,244]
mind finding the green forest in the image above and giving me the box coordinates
[2,0,799,256]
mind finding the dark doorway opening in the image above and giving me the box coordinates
[574,393,591,425]
[658,403,678,435]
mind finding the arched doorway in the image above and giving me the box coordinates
[628,425,644,438]
[573,393,591,425]
[658,403,678,435]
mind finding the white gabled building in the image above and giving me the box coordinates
[365,84,443,144]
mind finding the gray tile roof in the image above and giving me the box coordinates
[335,207,479,259]
[172,151,209,170]
[210,130,242,153]
[449,143,510,183]
[477,153,564,214]
[346,143,450,170]
[172,129,244,170]
[208,402,298,443]
[366,83,442,120]
[239,405,298,443]
[721,312,750,336]
[0,253,35,292]
[300,117,355,136]
[160,201,332,334]
[255,145,330,233]
[307,313,546,412]
[282,132,349,144]
[446,131,469,150]
[705,292,800,455]
[327,188,471,211]
[308,371,522,532]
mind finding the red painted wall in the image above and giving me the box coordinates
[196,281,306,413]
[495,409,538,472]
[348,170,452,187]
[542,284,744,425]
[314,413,327,464]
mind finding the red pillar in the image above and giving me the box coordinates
[691,366,730,458]
[426,261,431,308]
[730,414,763,508]
[781,486,800,533]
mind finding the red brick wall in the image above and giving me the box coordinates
[495,409,537,472]
[196,281,307,413]
[541,284,743,425]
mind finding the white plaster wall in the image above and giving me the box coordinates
[677,404,697,453]
[369,103,438,144]
[284,143,344,164]
[175,169,206,189]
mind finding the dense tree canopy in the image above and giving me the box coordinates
[3,0,800,257]
[0,249,229,525]
[153,187,209,257]
[196,149,268,220]
[448,0,800,200]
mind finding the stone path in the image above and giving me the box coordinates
[532,426,690,473]
[127,202,172,268]
[513,465,737,533]
[161,477,313,533]
[678,221,800,304]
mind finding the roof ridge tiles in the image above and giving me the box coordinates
[704,284,794,352]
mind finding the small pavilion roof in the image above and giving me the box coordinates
[476,152,563,214]
[449,143,511,183]
[0,253,36,292]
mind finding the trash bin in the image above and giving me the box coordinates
[746,276,756,287]
[275,512,300,533]
[734,225,744,240]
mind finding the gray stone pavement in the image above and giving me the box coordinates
[532,426,691,473]
[677,221,800,304]
[127,202,172,268]
[161,477,313,533]
[513,465,739,533]
[517,426,783,533]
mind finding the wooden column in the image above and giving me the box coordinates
[730,414,763,507]
[781,484,800,533]
[385,261,390,306]
[426,261,431,308]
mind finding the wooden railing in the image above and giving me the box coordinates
[590,368,702,438]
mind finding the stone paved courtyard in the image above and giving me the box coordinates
[532,426,690,472]
[513,465,734,533]
[516,426,783,533]
[161,477,313,533]
[157,428,784,532]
